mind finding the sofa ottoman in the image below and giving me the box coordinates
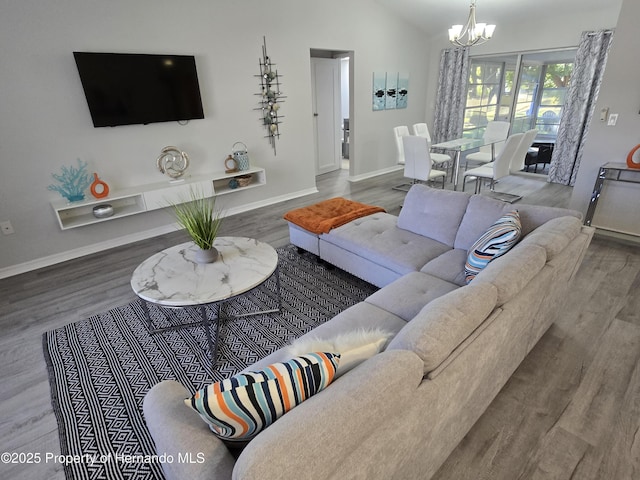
[284,197,385,255]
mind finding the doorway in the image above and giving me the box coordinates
[310,49,352,176]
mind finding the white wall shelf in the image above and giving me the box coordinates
[213,167,267,195]
[51,167,266,230]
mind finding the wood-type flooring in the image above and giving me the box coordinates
[1,167,637,479]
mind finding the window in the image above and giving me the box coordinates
[463,62,502,138]
[512,61,573,138]
[463,50,575,142]
[512,64,541,133]
[534,63,572,137]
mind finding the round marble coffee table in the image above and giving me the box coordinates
[130,237,281,364]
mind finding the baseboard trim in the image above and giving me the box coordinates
[593,226,640,244]
[0,187,319,279]
[222,187,318,218]
[0,225,177,280]
[348,165,403,183]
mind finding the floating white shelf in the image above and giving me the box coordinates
[51,167,266,230]
[213,168,267,195]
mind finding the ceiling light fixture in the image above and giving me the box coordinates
[448,1,495,47]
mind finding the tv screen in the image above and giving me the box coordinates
[73,52,205,127]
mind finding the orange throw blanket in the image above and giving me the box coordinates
[284,197,386,234]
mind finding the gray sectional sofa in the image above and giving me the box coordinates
[144,184,594,480]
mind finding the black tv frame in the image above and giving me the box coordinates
[73,51,205,127]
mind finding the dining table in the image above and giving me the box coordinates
[431,136,503,191]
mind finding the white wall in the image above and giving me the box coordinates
[570,0,640,236]
[0,0,431,275]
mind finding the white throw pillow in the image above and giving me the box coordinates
[286,329,393,377]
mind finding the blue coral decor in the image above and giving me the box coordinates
[48,159,92,202]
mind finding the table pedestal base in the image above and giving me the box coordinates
[139,266,282,366]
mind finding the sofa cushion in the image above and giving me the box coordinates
[286,329,393,377]
[473,243,547,306]
[322,212,451,276]
[246,302,408,373]
[420,248,468,286]
[517,216,582,260]
[185,353,340,442]
[511,204,582,237]
[465,210,522,283]
[454,194,510,250]
[397,184,470,246]
[365,271,460,321]
[387,282,498,373]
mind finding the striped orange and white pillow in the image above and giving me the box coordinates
[185,352,340,441]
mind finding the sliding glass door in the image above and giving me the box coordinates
[463,62,502,138]
[463,49,575,142]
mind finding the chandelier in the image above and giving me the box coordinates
[448,1,496,47]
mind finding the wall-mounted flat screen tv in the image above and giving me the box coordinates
[73,52,205,127]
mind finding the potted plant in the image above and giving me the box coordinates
[170,188,224,264]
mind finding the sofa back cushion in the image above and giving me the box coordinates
[387,282,498,373]
[473,243,547,306]
[517,216,582,260]
[454,194,511,250]
[514,204,582,237]
[453,196,582,250]
[397,184,470,246]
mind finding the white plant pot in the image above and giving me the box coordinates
[194,246,219,264]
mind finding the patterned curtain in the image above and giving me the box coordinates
[433,47,470,143]
[548,30,614,186]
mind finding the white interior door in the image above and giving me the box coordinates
[311,57,341,175]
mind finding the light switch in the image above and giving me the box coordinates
[607,113,618,126]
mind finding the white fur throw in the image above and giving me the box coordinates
[286,329,394,377]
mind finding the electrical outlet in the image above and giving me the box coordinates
[0,221,15,235]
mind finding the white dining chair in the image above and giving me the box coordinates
[392,126,412,190]
[463,133,523,194]
[509,129,538,173]
[393,125,410,165]
[402,135,447,189]
[411,123,452,175]
[464,120,511,168]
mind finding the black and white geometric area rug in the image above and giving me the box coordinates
[43,245,377,480]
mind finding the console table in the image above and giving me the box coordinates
[585,162,640,226]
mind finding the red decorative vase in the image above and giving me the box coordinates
[626,144,640,169]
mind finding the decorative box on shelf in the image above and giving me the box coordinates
[51,167,266,230]
[214,167,265,195]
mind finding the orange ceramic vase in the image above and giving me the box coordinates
[90,173,110,198]
[626,144,640,169]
